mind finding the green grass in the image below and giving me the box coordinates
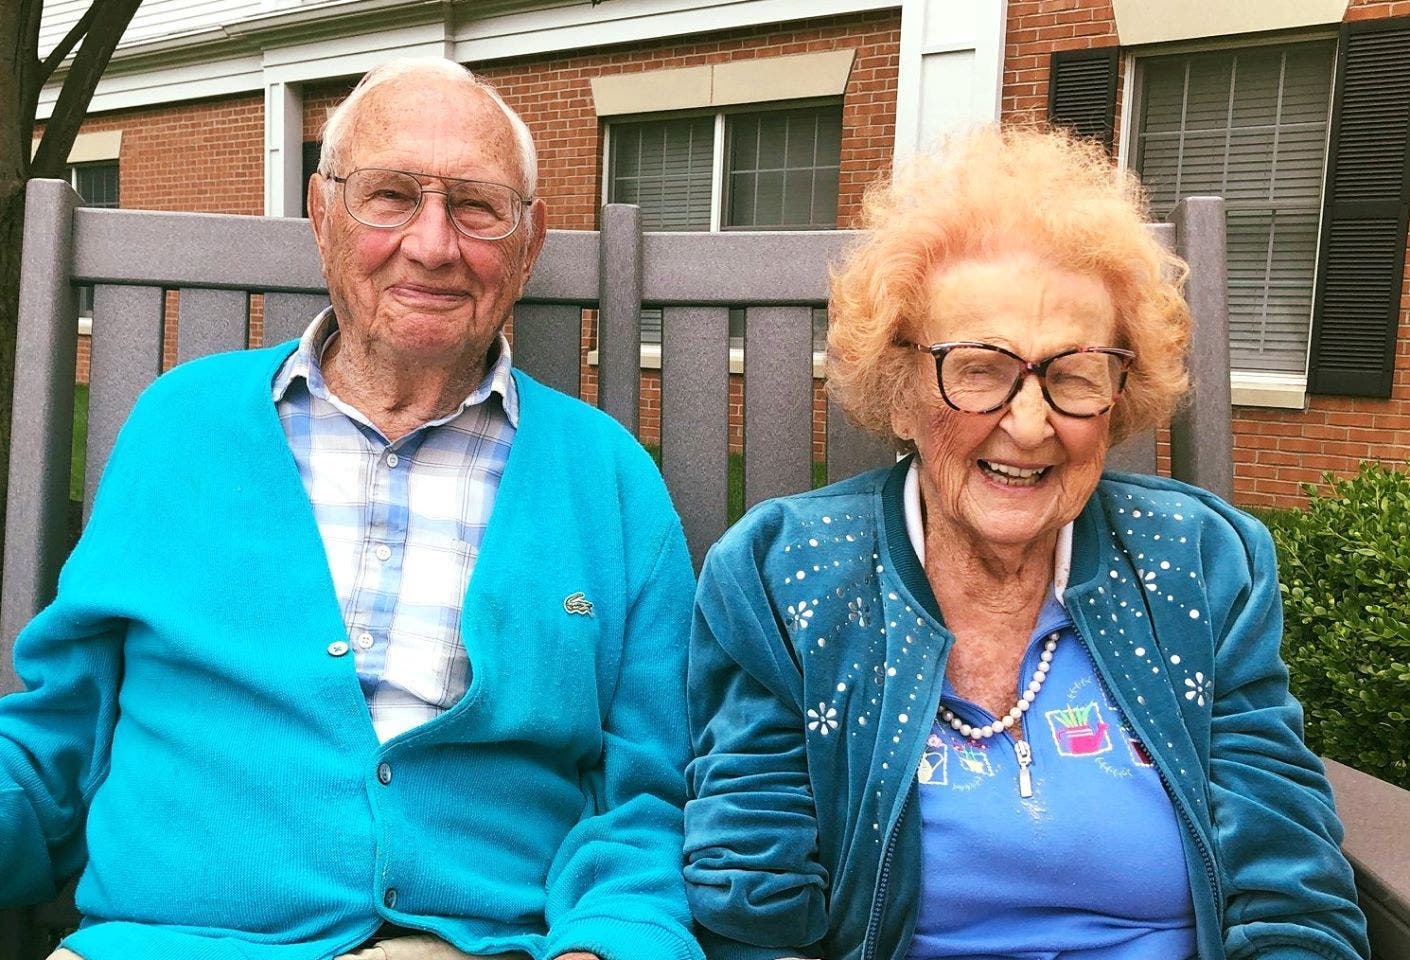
[71,383,89,503]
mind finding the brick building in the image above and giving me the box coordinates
[36,0,1410,508]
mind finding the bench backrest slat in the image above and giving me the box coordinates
[86,283,164,518]
[743,305,815,512]
[512,302,583,396]
[178,288,248,363]
[661,305,733,568]
[264,292,331,346]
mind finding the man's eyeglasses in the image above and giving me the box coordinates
[901,340,1136,417]
[330,168,530,241]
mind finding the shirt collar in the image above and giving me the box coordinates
[271,305,519,428]
[903,457,1072,607]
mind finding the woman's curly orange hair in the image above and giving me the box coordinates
[827,125,1190,449]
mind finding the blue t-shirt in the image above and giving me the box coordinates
[906,594,1197,960]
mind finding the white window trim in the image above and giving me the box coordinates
[1111,0,1347,48]
[1121,33,1336,409]
[587,343,828,379]
[1230,372,1307,409]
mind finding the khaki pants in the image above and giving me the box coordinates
[48,935,526,960]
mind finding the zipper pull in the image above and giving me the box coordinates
[1015,738,1034,798]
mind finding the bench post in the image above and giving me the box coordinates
[1169,196,1234,501]
[2,180,80,693]
[597,203,642,433]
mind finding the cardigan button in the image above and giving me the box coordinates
[327,641,349,657]
[384,888,397,909]
[377,762,393,786]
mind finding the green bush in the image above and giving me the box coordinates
[1263,463,1410,789]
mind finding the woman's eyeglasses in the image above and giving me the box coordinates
[900,340,1136,417]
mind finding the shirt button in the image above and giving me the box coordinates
[384,888,397,909]
[356,632,374,650]
[327,641,349,657]
[374,544,392,562]
[377,762,393,785]
[386,452,400,468]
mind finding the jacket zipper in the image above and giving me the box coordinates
[1072,618,1224,929]
[860,786,910,960]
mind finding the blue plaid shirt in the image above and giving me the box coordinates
[273,309,517,742]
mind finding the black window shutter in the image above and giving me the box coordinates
[1308,17,1410,397]
[1048,48,1119,153]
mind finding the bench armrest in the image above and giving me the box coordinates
[1324,758,1410,958]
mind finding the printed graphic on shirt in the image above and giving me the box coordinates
[1045,701,1113,757]
[918,733,949,786]
[951,739,995,778]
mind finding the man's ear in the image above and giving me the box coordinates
[307,173,330,256]
[519,197,548,285]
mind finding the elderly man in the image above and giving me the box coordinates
[0,58,700,960]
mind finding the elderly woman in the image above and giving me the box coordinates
[683,127,1368,960]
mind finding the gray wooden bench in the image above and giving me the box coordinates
[1,178,1404,959]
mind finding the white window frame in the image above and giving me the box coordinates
[1120,28,1339,410]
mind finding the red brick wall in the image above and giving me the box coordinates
[1004,0,1410,508]
[63,94,265,379]
[1003,0,1118,122]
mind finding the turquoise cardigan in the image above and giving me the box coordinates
[0,344,703,960]
[685,458,1368,960]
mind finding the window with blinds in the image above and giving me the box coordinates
[71,161,120,320]
[608,105,841,347]
[608,116,715,231]
[1135,42,1335,375]
[725,105,842,229]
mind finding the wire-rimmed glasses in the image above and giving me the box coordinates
[902,340,1136,417]
[330,167,530,241]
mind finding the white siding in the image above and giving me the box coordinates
[41,0,268,59]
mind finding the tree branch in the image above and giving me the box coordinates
[39,1,101,86]
[31,0,141,178]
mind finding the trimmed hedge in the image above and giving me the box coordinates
[1258,463,1410,790]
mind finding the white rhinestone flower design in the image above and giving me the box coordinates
[847,597,873,628]
[1184,671,1212,707]
[807,702,838,736]
[787,600,814,632]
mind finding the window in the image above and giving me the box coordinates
[606,103,842,349]
[725,108,842,230]
[1133,42,1335,378]
[302,141,323,217]
[70,161,119,321]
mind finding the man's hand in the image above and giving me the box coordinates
[553,954,600,960]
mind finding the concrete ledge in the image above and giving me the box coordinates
[1230,372,1306,410]
[1325,758,1410,959]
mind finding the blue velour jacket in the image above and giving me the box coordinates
[685,457,1368,960]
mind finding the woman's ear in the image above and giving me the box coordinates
[891,401,915,443]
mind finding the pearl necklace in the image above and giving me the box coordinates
[938,632,1059,739]
[937,631,1059,798]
